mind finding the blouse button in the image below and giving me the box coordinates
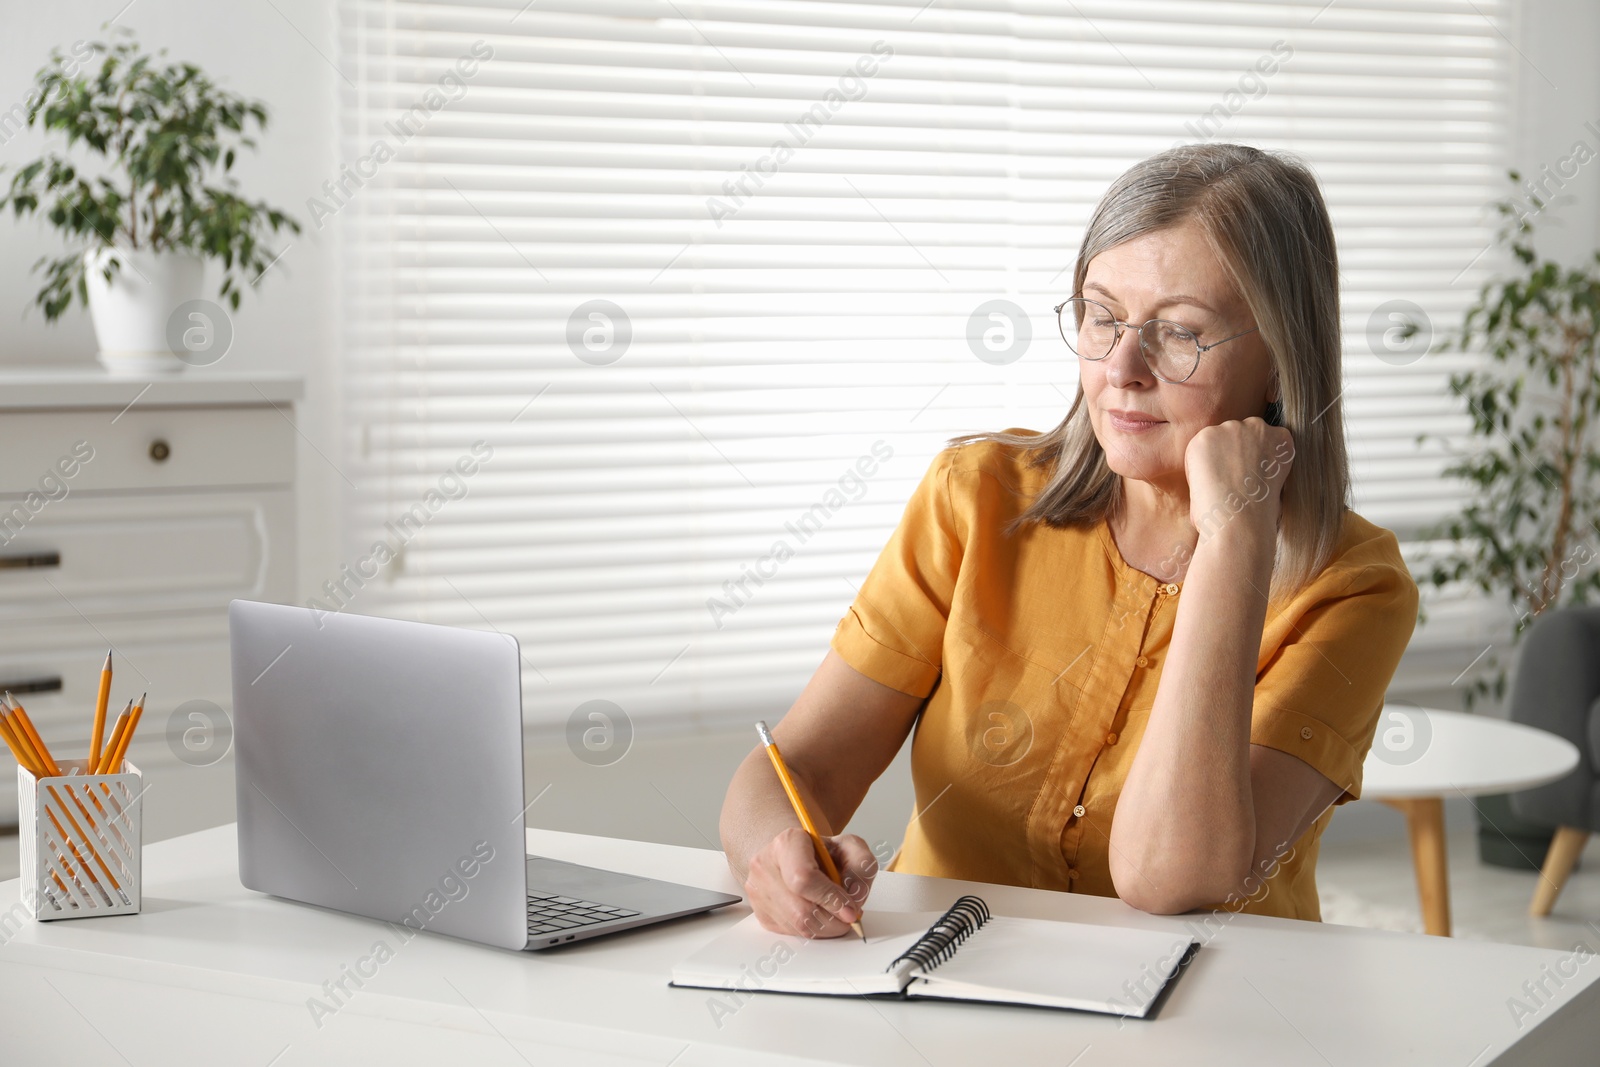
[1300,725,1314,740]
[1104,731,1118,745]
[1135,655,1149,668]
[1072,804,1086,818]
[1066,868,1079,880]
[1162,582,1179,595]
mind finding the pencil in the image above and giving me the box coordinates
[754,720,866,941]
[46,782,120,892]
[5,693,60,778]
[90,650,112,769]
[0,706,79,895]
[0,711,40,776]
[2,678,129,902]
[3,705,102,889]
[101,694,143,775]
[95,703,132,776]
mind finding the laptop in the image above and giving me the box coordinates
[229,599,741,951]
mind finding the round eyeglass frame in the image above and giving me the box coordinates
[1053,296,1259,384]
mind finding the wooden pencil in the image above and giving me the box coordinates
[89,650,112,769]
[0,713,40,775]
[4,693,60,778]
[95,702,132,775]
[101,695,143,775]
[754,720,867,941]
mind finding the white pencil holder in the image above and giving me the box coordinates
[18,758,143,920]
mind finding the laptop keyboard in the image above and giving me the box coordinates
[527,892,640,936]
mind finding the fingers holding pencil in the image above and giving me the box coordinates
[745,826,877,940]
[752,720,876,941]
[819,833,878,928]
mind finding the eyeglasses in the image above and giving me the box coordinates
[1053,296,1259,384]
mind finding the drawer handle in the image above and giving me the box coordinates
[149,438,172,463]
[0,552,61,570]
[0,676,63,696]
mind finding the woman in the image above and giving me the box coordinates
[719,143,1420,937]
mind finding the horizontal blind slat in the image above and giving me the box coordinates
[337,0,1511,716]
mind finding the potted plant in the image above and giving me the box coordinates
[1418,173,1600,868]
[0,25,301,372]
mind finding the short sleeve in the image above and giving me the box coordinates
[830,448,963,698]
[1249,549,1421,806]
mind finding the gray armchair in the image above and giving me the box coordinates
[1507,605,1600,916]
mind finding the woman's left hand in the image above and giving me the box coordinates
[1183,416,1296,541]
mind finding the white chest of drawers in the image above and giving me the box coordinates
[0,370,300,827]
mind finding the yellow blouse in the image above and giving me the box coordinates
[829,431,1420,921]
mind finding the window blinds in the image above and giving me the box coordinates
[333,0,1512,729]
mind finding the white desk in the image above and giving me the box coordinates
[2,825,1597,1066]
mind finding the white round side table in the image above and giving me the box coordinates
[1359,705,1580,936]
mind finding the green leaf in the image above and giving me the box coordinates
[5,26,301,316]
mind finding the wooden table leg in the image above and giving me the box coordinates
[1530,826,1590,917]
[1380,797,1451,937]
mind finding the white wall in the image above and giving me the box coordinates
[1513,0,1600,265]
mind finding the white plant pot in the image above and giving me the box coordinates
[84,247,208,374]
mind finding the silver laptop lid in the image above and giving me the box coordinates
[231,599,531,950]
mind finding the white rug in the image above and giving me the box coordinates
[1317,880,1490,940]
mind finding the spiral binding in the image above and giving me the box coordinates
[884,895,992,974]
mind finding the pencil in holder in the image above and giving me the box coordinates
[18,758,142,920]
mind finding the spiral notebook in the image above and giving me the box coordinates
[670,896,1200,1019]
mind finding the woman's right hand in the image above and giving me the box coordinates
[743,826,879,938]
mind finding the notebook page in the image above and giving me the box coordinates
[670,910,946,996]
[907,916,1197,1016]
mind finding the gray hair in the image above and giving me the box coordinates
[950,142,1349,603]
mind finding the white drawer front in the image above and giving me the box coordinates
[0,490,294,622]
[0,405,293,493]
[0,614,232,735]
[0,615,236,829]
